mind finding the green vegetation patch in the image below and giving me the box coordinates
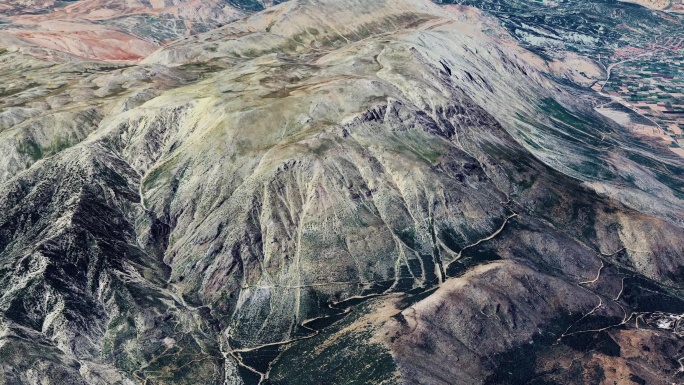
[17,138,43,161]
[17,136,74,161]
[227,0,264,12]
[268,301,398,385]
[484,313,620,385]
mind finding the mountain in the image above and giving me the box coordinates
[0,0,277,60]
[0,0,683,384]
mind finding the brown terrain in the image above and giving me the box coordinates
[620,0,684,12]
[0,0,251,61]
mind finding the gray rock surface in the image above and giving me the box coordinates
[0,0,682,384]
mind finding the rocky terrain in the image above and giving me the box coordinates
[0,0,683,384]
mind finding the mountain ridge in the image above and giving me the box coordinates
[0,0,683,383]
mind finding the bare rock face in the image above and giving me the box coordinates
[0,0,682,384]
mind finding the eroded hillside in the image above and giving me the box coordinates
[0,0,682,384]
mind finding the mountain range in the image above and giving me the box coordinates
[0,0,683,384]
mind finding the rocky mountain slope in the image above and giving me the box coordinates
[0,0,683,384]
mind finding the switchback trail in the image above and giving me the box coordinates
[226,211,521,384]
